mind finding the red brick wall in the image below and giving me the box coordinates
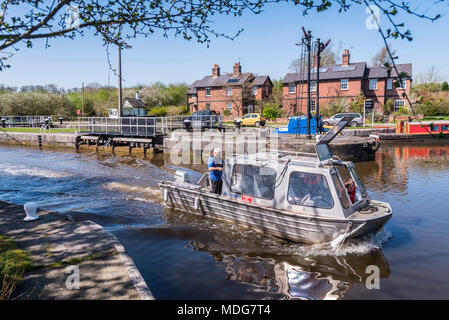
[282,79,362,114]
[193,86,248,116]
[282,77,411,115]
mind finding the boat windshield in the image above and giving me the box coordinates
[287,172,334,209]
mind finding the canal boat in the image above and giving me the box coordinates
[159,117,392,246]
[396,120,449,136]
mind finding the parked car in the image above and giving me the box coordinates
[183,110,220,131]
[322,113,363,127]
[234,113,266,127]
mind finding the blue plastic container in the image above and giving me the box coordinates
[274,115,323,134]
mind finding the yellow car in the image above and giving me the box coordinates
[238,113,266,127]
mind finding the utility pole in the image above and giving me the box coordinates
[118,46,122,118]
[302,28,312,139]
[315,38,331,134]
[82,82,84,116]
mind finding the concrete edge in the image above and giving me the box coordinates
[81,220,155,300]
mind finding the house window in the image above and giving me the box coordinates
[206,103,211,111]
[369,79,378,90]
[265,86,269,96]
[289,84,296,94]
[227,103,233,111]
[394,100,405,112]
[442,125,449,131]
[252,86,257,96]
[387,78,393,90]
[226,87,232,96]
[341,79,349,91]
[310,81,317,92]
[310,100,316,112]
[206,87,211,96]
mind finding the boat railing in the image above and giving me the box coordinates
[256,149,318,158]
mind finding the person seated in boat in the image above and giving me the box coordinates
[288,172,333,208]
[345,178,361,204]
[208,147,223,194]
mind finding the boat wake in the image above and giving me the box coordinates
[0,163,71,178]
[285,227,393,258]
[103,182,162,198]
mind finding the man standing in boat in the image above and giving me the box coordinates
[208,148,223,194]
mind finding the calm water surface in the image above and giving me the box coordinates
[0,143,448,299]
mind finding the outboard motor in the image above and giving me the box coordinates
[234,118,242,134]
[183,119,192,132]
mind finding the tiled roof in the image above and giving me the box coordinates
[124,98,147,108]
[251,75,271,86]
[367,63,412,79]
[191,72,252,88]
[283,62,367,83]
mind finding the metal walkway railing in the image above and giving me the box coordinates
[0,115,51,127]
[75,115,223,137]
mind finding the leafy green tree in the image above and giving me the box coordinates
[262,103,280,120]
[442,82,449,91]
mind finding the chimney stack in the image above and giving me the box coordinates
[342,49,350,66]
[212,64,220,78]
[233,62,242,76]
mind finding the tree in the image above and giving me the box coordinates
[289,41,342,72]
[371,45,397,67]
[0,1,445,70]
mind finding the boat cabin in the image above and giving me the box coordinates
[215,150,369,220]
[195,116,370,220]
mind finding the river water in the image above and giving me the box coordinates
[0,143,448,299]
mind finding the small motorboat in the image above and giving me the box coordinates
[159,117,392,246]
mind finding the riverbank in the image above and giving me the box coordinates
[0,201,154,300]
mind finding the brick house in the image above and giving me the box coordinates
[282,49,412,115]
[187,63,273,116]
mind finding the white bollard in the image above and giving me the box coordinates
[23,202,39,221]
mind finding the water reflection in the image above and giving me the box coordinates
[191,242,390,300]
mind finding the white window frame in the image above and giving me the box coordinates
[369,79,378,90]
[227,103,233,111]
[387,78,393,90]
[252,86,257,96]
[206,103,211,111]
[340,79,349,91]
[394,99,405,112]
[310,81,317,92]
[206,87,211,97]
[289,84,296,94]
[226,86,232,97]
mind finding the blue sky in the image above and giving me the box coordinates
[1,1,448,89]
